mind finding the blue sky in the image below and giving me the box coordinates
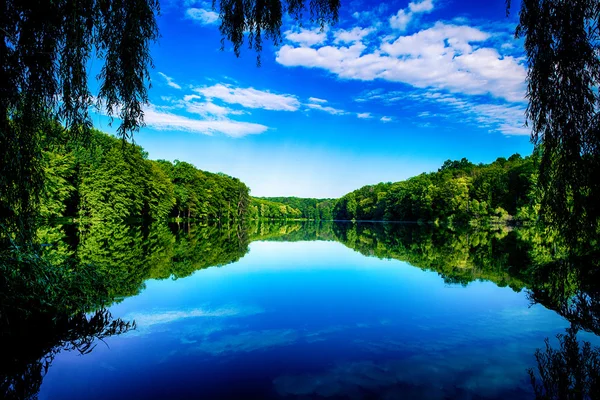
[93,0,531,198]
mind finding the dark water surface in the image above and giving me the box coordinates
[27,222,599,399]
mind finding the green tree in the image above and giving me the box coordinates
[0,0,160,240]
[1,0,342,242]
[511,0,600,242]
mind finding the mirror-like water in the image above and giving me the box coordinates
[7,222,600,399]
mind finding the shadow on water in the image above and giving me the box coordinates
[525,252,600,399]
[0,309,133,400]
[1,220,599,399]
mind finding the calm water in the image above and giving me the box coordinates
[28,223,598,399]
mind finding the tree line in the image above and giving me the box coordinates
[39,127,544,226]
[333,153,538,225]
[40,127,251,223]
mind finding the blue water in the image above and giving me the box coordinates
[37,240,585,399]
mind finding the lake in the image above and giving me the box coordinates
[17,222,600,399]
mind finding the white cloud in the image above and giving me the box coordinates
[308,97,328,104]
[277,22,526,103]
[409,0,434,13]
[158,72,182,89]
[357,112,373,119]
[284,28,327,47]
[390,0,434,31]
[185,8,219,25]
[365,89,529,136]
[185,101,244,117]
[183,94,202,102]
[306,103,348,115]
[195,84,300,111]
[143,105,267,138]
[333,27,374,44]
[390,10,412,31]
[380,116,393,122]
[127,305,263,328]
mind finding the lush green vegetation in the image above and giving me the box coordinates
[39,129,251,223]
[39,128,344,224]
[258,197,335,220]
[333,154,537,225]
[38,129,544,228]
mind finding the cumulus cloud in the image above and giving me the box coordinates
[409,0,434,13]
[357,112,373,119]
[390,0,434,31]
[194,83,301,111]
[308,97,328,104]
[380,116,393,122]
[333,27,374,44]
[185,7,219,25]
[284,28,327,47]
[277,22,526,104]
[158,72,182,89]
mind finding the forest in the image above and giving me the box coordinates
[39,127,539,226]
[333,154,537,225]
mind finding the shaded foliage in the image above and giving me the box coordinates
[0,0,160,240]
[529,327,600,400]
[512,0,600,243]
[214,0,340,63]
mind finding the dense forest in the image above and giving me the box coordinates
[41,127,251,222]
[253,197,334,220]
[40,127,540,226]
[333,154,537,225]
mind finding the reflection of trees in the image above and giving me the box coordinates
[529,327,600,400]
[1,220,252,400]
[5,220,600,399]
[248,220,336,242]
[169,223,250,279]
[1,227,135,400]
[520,228,600,399]
[333,222,532,290]
[0,309,133,400]
[528,254,600,337]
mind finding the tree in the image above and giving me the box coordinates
[510,0,600,243]
[1,0,341,242]
[1,0,160,241]
[215,0,340,63]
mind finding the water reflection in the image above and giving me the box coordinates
[1,221,598,399]
[0,309,133,400]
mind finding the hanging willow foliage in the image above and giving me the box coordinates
[214,0,340,64]
[509,0,600,244]
[0,0,340,242]
[0,0,160,241]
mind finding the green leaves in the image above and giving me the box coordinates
[1,1,160,241]
[334,154,537,226]
[515,0,600,243]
